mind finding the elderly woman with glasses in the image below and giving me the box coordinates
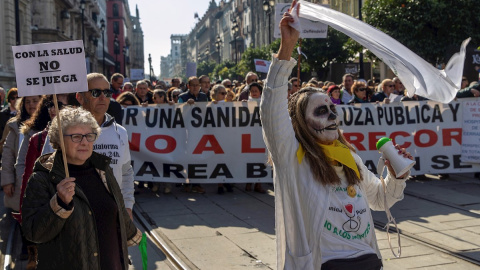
[21,107,141,270]
[371,79,395,104]
[348,82,370,104]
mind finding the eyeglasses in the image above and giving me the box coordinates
[387,85,395,88]
[89,89,113,98]
[225,85,232,88]
[358,88,367,92]
[9,96,18,101]
[219,92,227,95]
[64,133,97,143]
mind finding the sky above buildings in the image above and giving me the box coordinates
[128,0,213,78]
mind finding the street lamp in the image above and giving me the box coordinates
[231,19,239,64]
[123,46,127,76]
[80,0,86,46]
[215,35,222,64]
[114,35,120,72]
[100,18,105,75]
[263,0,275,44]
[358,0,365,79]
[148,53,152,81]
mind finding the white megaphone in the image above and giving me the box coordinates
[376,137,415,178]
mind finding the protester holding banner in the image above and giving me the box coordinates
[21,106,141,270]
[327,85,343,105]
[260,3,411,269]
[152,89,168,104]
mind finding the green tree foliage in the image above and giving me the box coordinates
[197,60,217,78]
[300,28,352,80]
[363,0,480,65]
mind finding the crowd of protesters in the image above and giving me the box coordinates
[0,66,478,267]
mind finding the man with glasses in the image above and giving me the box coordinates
[371,79,395,104]
[178,76,208,105]
[44,73,136,218]
[199,75,212,101]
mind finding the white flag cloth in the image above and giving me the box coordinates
[296,0,470,103]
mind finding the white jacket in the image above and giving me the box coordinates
[260,56,407,270]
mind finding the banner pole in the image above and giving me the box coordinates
[53,94,69,178]
[297,38,302,83]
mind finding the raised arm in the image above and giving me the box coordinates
[260,1,300,163]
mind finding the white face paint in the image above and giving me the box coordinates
[305,93,339,145]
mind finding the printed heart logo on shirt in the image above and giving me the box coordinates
[345,204,353,214]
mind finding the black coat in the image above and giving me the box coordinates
[21,151,140,270]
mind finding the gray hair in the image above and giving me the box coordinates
[245,72,258,82]
[210,84,226,101]
[136,80,148,88]
[49,107,101,149]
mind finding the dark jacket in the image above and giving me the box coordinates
[178,91,208,103]
[21,151,141,270]
[456,83,480,98]
[370,92,388,102]
[348,95,369,104]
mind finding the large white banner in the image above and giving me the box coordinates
[461,100,480,163]
[12,40,87,97]
[123,100,480,183]
[125,102,270,183]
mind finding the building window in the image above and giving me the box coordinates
[113,21,119,34]
[113,4,119,17]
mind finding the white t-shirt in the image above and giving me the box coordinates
[321,166,376,263]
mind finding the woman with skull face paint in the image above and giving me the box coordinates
[260,2,413,269]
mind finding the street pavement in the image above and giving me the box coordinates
[2,173,480,269]
[132,173,480,269]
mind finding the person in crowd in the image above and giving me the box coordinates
[166,87,177,102]
[456,81,480,98]
[122,82,134,93]
[209,84,235,194]
[170,89,182,104]
[1,94,42,264]
[135,80,154,105]
[22,106,141,270]
[239,82,267,194]
[43,73,136,218]
[0,87,5,108]
[0,88,18,139]
[261,4,412,269]
[238,72,259,100]
[348,81,370,104]
[116,92,141,107]
[289,77,300,96]
[199,75,212,101]
[247,82,263,103]
[226,89,235,102]
[287,82,295,99]
[340,73,355,104]
[178,76,208,105]
[171,78,181,89]
[392,77,405,95]
[327,85,343,105]
[152,89,168,104]
[307,78,319,88]
[144,79,154,91]
[1,95,42,210]
[371,79,395,104]
[157,80,168,90]
[461,76,469,89]
[110,73,124,99]
[177,77,207,194]
[222,79,233,90]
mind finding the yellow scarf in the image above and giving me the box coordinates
[296,140,360,178]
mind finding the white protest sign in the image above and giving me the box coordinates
[461,99,480,163]
[274,3,328,39]
[254,59,271,74]
[12,40,87,97]
[130,69,145,80]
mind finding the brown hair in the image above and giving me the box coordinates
[287,87,362,186]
